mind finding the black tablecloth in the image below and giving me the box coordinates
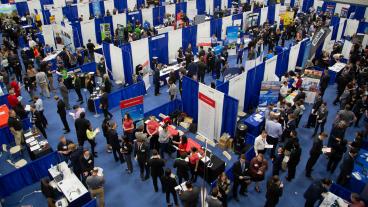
[198,151,225,183]
[24,130,53,160]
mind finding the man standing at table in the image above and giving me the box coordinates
[86,167,105,207]
[54,96,70,133]
[75,112,90,147]
[30,104,47,138]
[80,149,94,184]
[337,148,358,186]
[265,114,282,159]
[8,109,24,146]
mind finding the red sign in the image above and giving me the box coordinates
[199,92,215,108]
[119,96,144,109]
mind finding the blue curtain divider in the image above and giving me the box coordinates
[144,99,183,118]
[176,2,187,16]
[0,151,63,198]
[62,5,79,22]
[94,81,146,114]
[182,77,198,121]
[94,18,103,44]
[267,5,275,24]
[102,42,112,76]
[244,63,265,111]
[210,18,222,40]
[357,21,368,34]
[121,44,134,85]
[0,94,9,107]
[182,25,198,54]
[127,11,143,25]
[153,6,165,26]
[15,2,29,17]
[215,81,229,94]
[149,33,169,65]
[330,16,340,40]
[196,0,206,15]
[214,0,221,10]
[221,95,238,137]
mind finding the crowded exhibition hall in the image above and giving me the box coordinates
[0,0,367,206]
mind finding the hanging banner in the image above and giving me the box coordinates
[309,27,331,59]
[92,0,102,17]
[100,23,112,41]
[120,96,144,126]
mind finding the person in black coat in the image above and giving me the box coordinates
[286,141,301,181]
[337,148,358,186]
[272,147,284,176]
[303,178,332,207]
[108,121,124,163]
[305,93,322,128]
[352,95,367,127]
[74,112,90,146]
[102,117,112,153]
[153,66,160,96]
[162,168,179,207]
[30,104,47,138]
[173,153,190,184]
[79,149,94,184]
[232,154,251,202]
[214,55,222,80]
[69,143,83,179]
[319,70,330,97]
[103,74,112,93]
[305,132,327,178]
[121,136,133,174]
[265,175,283,207]
[55,96,70,133]
[148,149,166,192]
[282,114,297,142]
[134,137,150,180]
[326,137,347,174]
[197,56,207,83]
[40,178,57,207]
[73,74,83,103]
[100,91,112,119]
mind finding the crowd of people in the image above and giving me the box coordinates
[1,1,368,207]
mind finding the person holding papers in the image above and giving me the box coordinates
[305,132,327,178]
[86,122,99,157]
[265,115,282,159]
[326,137,347,174]
[254,130,269,155]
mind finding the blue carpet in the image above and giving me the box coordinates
[1,53,364,207]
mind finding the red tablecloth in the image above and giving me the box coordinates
[0,104,9,128]
[186,138,204,154]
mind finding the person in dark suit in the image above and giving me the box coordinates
[272,147,284,176]
[153,66,160,96]
[148,149,165,192]
[319,70,330,97]
[74,112,90,146]
[108,121,124,163]
[214,55,222,80]
[173,153,190,184]
[80,149,94,184]
[134,137,150,180]
[282,114,297,142]
[54,96,70,133]
[265,175,283,207]
[162,168,179,207]
[30,104,47,138]
[326,137,347,174]
[178,69,186,96]
[337,148,358,186]
[58,78,70,110]
[69,143,83,179]
[286,141,301,181]
[178,181,200,207]
[305,93,322,128]
[100,90,112,119]
[121,136,133,174]
[305,132,327,178]
[73,74,83,103]
[303,178,332,207]
[197,56,207,83]
[206,187,223,207]
[232,154,251,202]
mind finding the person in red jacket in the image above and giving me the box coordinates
[9,77,21,97]
[7,89,19,108]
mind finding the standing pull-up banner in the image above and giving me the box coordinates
[120,96,144,126]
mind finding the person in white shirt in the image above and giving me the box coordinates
[265,114,283,158]
[70,105,86,120]
[33,96,48,128]
[254,130,268,155]
[279,81,289,99]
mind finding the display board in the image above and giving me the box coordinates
[259,81,280,106]
[120,96,144,126]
